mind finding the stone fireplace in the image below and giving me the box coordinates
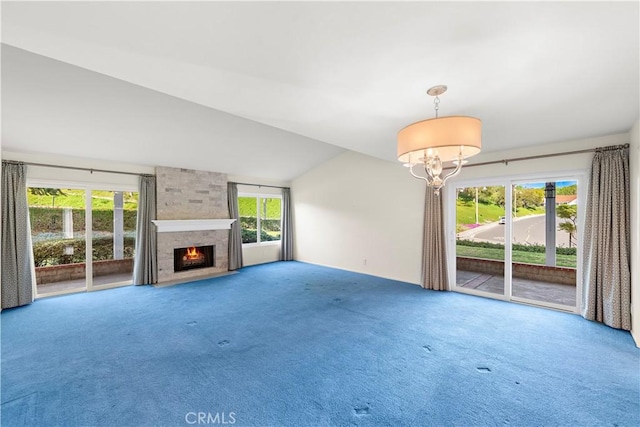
[155,166,231,284]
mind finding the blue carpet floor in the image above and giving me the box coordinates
[1,261,638,426]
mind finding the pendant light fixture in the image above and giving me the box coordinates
[397,85,482,195]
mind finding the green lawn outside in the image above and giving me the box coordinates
[238,196,281,219]
[456,200,545,226]
[456,244,577,268]
[29,189,138,210]
[456,201,505,225]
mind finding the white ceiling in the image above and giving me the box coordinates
[2,1,639,180]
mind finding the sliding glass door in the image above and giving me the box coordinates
[451,176,582,312]
[28,183,138,297]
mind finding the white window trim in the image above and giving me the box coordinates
[238,192,283,246]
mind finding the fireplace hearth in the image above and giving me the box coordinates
[174,245,215,272]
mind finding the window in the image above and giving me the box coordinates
[238,196,282,244]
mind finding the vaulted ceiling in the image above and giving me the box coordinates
[2,1,638,181]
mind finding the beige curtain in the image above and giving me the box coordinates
[1,161,34,308]
[133,175,158,285]
[582,146,631,330]
[422,187,449,290]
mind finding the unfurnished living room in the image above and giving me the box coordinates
[1,2,639,426]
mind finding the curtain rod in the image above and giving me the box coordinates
[6,160,152,177]
[231,181,289,190]
[10,142,629,178]
[452,143,630,170]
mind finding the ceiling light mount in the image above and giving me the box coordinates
[426,85,447,97]
[397,85,482,196]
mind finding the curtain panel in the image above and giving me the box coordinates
[582,146,631,330]
[1,161,35,309]
[422,187,449,290]
[133,175,158,285]
[227,182,243,270]
[281,188,293,261]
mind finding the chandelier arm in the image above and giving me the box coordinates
[409,163,430,183]
[439,158,464,187]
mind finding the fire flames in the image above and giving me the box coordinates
[184,247,200,260]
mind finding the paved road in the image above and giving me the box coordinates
[459,214,573,247]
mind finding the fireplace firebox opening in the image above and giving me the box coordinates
[174,245,215,272]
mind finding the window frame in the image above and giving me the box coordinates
[238,192,283,247]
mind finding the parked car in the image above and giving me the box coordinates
[499,216,506,224]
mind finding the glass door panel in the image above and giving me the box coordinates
[29,187,87,296]
[91,190,137,288]
[510,181,577,309]
[455,185,506,296]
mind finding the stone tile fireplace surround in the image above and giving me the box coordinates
[155,166,230,284]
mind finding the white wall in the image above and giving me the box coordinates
[292,150,425,284]
[629,119,640,347]
[242,243,281,267]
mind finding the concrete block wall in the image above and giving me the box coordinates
[155,167,230,284]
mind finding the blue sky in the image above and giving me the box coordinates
[519,180,576,189]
